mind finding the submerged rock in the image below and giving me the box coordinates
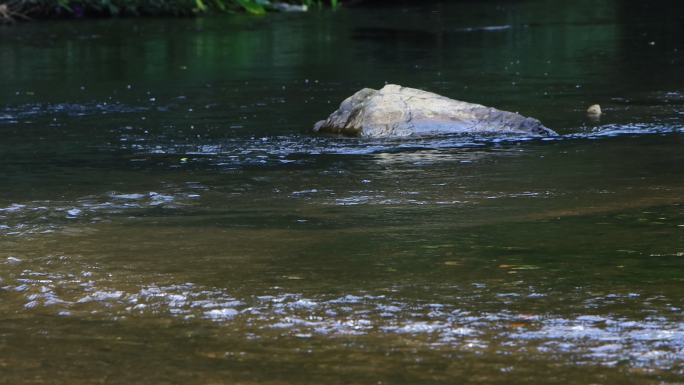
[314,84,557,138]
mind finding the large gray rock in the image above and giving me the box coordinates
[313,84,557,138]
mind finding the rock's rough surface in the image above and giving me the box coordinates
[314,84,557,138]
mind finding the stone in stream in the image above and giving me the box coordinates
[269,2,308,12]
[586,104,602,122]
[313,84,557,138]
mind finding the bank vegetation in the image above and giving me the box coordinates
[0,0,340,22]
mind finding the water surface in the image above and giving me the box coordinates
[1,1,684,384]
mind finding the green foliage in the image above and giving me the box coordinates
[194,0,207,12]
[1,0,341,20]
[233,0,265,15]
[300,0,339,9]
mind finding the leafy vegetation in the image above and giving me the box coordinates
[0,0,340,21]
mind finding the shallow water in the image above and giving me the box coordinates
[1,0,684,384]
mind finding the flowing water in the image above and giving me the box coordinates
[1,1,684,384]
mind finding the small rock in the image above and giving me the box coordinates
[586,104,602,121]
[269,2,308,12]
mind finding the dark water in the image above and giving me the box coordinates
[1,1,684,384]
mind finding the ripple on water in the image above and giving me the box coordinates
[114,122,684,173]
[0,102,149,127]
[1,255,684,370]
[0,188,202,236]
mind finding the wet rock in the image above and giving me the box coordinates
[268,2,308,12]
[314,84,557,138]
[587,104,602,121]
